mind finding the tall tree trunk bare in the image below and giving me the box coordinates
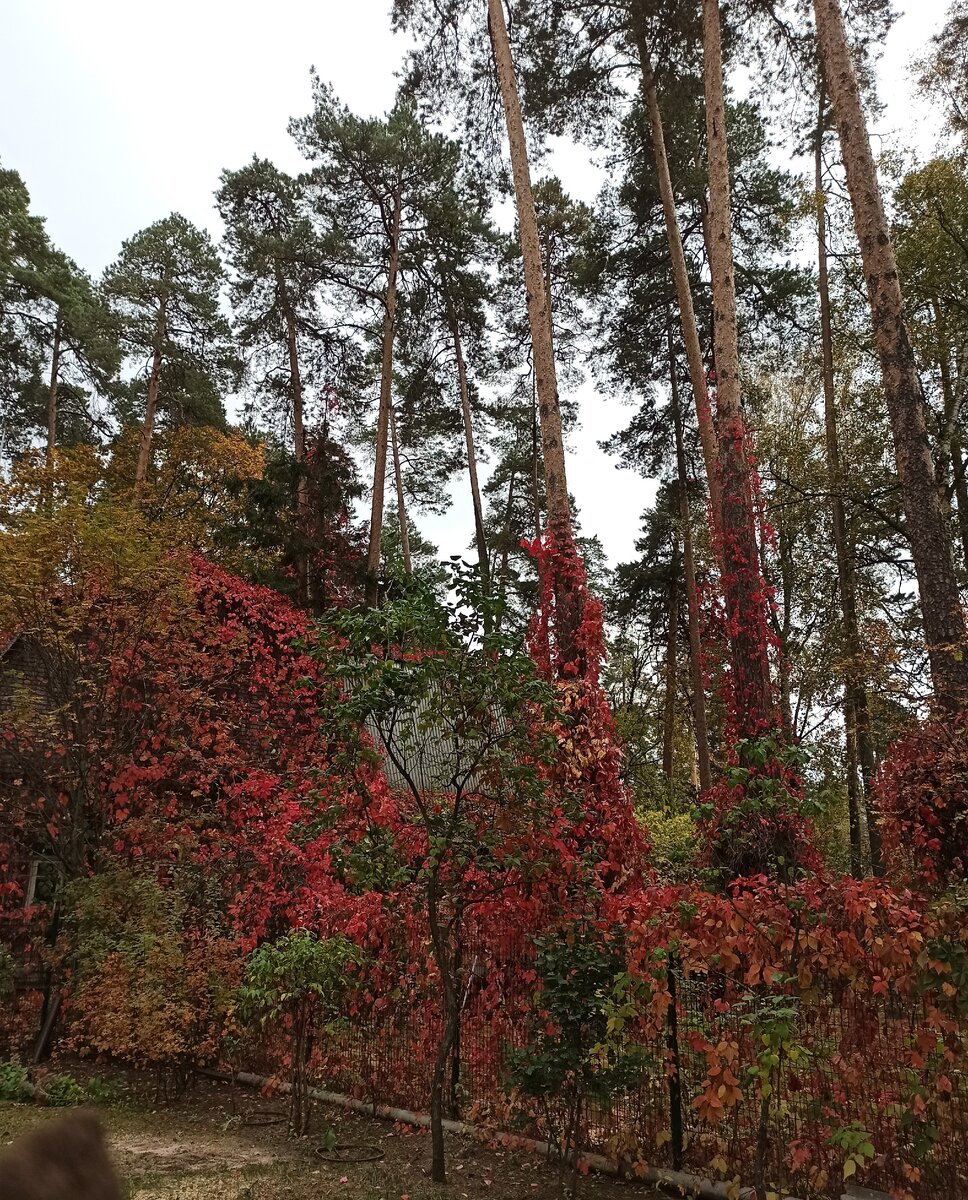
[633,11,723,531]
[816,86,882,873]
[933,300,968,573]
[487,0,582,667]
[844,691,863,877]
[390,403,413,577]
[499,469,517,593]
[449,302,490,591]
[280,273,310,607]
[135,291,168,491]
[365,190,403,606]
[953,436,968,574]
[670,331,713,792]
[531,384,543,541]
[662,534,681,788]
[45,313,62,465]
[814,0,968,709]
[701,0,777,733]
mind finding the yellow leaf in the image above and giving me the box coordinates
[655,1130,672,1147]
[844,1158,857,1179]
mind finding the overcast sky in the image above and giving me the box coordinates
[0,0,953,568]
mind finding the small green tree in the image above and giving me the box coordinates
[236,931,360,1136]
[508,927,650,1195]
[319,563,558,1182]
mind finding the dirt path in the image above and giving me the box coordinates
[2,1073,666,1200]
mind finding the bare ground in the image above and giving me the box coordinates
[0,1073,667,1200]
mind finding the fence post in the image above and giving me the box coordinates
[667,954,684,1170]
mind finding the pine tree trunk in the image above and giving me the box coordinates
[670,335,713,792]
[449,303,490,591]
[500,470,517,591]
[858,684,883,874]
[45,313,62,464]
[135,291,168,491]
[844,690,863,877]
[487,0,581,665]
[934,302,968,573]
[934,301,958,521]
[816,88,881,873]
[662,534,681,787]
[701,0,777,733]
[774,530,796,743]
[366,190,403,606]
[312,423,328,616]
[279,274,310,608]
[390,404,413,576]
[952,435,968,574]
[814,0,968,709]
[531,389,543,541]
[633,10,723,530]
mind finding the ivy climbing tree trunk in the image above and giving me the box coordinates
[487,0,582,668]
[135,288,168,491]
[390,403,413,577]
[366,189,403,606]
[815,87,882,874]
[813,0,968,710]
[633,9,723,532]
[701,0,777,734]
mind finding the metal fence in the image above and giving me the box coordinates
[249,949,968,1200]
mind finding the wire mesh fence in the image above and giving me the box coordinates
[241,941,968,1200]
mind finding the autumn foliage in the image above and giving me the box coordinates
[1,467,967,1198]
[877,710,968,887]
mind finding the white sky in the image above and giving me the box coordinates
[0,0,953,568]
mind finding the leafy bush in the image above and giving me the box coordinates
[66,869,241,1098]
[41,1072,87,1106]
[700,735,819,882]
[237,930,360,1136]
[878,712,968,886]
[641,809,697,881]
[508,927,650,1191]
[81,1075,120,1105]
[0,1059,30,1102]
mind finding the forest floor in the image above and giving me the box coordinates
[0,1072,667,1200]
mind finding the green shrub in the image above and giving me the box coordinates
[508,927,651,1191]
[642,808,698,881]
[42,1073,87,1107]
[82,1075,120,1105]
[237,931,360,1136]
[65,869,241,1099]
[0,1059,30,1102]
